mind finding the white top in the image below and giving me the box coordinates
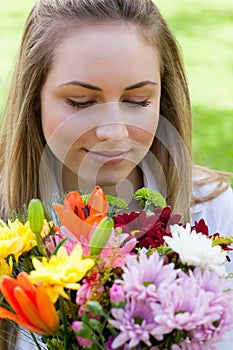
[16,159,233,350]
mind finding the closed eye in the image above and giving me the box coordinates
[123,99,152,107]
[65,98,152,109]
[65,98,96,109]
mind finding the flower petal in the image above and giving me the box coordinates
[88,186,108,214]
[53,204,84,239]
[64,191,85,211]
[36,282,59,333]
[0,276,27,319]
[0,306,44,334]
[14,287,53,334]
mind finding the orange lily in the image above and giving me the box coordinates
[53,186,108,239]
[0,272,59,335]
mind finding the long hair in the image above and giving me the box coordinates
[0,0,193,223]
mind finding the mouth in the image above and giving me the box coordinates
[86,150,130,164]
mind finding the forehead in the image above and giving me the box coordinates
[48,23,161,85]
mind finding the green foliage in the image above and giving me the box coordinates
[134,187,166,211]
[105,194,128,216]
[155,0,233,174]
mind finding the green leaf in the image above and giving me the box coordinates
[51,238,69,256]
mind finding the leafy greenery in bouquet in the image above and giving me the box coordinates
[0,186,233,350]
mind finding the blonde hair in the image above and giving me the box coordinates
[193,165,233,204]
[0,0,193,223]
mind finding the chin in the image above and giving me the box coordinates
[77,171,131,190]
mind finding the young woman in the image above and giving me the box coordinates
[0,0,232,349]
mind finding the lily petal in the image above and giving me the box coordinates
[53,204,84,239]
[35,282,59,333]
[0,273,59,336]
[14,287,53,334]
[64,191,85,211]
[88,186,108,215]
[0,306,45,334]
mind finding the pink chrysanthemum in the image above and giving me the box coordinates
[171,338,216,350]
[121,249,178,301]
[109,299,155,349]
[150,267,233,343]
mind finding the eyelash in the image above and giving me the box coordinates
[65,98,152,109]
[123,99,152,107]
[65,99,96,108]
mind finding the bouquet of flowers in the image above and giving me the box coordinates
[0,186,233,350]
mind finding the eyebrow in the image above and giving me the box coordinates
[125,81,158,91]
[59,80,158,91]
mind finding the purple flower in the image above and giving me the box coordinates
[171,338,215,350]
[110,283,125,305]
[105,336,115,350]
[150,267,233,343]
[187,267,233,344]
[109,298,155,349]
[121,249,178,301]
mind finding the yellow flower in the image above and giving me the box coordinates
[0,258,12,279]
[0,220,24,261]
[29,244,95,303]
[0,219,51,261]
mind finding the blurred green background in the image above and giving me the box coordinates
[0,0,232,172]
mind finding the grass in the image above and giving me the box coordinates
[0,0,232,173]
[156,0,233,173]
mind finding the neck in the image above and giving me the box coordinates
[62,165,144,209]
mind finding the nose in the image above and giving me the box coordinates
[96,122,129,140]
[95,104,129,140]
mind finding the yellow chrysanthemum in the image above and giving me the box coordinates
[0,219,51,261]
[0,258,12,279]
[29,244,95,303]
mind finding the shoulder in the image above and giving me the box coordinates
[191,181,233,236]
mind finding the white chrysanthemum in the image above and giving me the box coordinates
[164,224,227,277]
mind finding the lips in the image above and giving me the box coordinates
[86,150,130,164]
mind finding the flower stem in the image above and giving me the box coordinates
[59,298,69,350]
[30,333,42,350]
[35,235,46,256]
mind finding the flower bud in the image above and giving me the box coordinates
[28,199,45,237]
[89,216,113,256]
[109,283,125,305]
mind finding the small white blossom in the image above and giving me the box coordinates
[164,224,227,277]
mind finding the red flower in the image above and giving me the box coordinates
[192,219,209,236]
[53,186,108,239]
[113,206,182,249]
[0,272,59,335]
[193,219,232,252]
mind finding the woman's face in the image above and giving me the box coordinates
[41,24,161,192]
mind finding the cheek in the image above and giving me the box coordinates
[130,127,155,148]
[129,112,159,147]
[41,115,57,142]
